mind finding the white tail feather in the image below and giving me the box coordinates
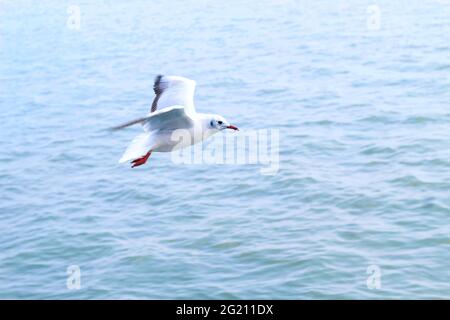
[119,133,154,163]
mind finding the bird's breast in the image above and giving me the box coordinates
[152,127,217,152]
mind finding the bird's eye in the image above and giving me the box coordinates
[218,121,223,125]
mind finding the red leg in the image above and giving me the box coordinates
[131,151,152,168]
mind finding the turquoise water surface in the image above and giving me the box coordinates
[0,0,449,299]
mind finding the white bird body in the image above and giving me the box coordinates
[113,75,238,167]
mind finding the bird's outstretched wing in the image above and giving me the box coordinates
[109,117,147,131]
[109,105,194,131]
[109,75,197,131]
[142,105,194,132]
[150,75,197,114]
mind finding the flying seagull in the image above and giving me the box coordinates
[111,75,239,168]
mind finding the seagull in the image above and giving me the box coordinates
[111,75,239,168]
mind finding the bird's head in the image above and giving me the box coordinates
[209,115,239,131]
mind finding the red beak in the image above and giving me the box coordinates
[226,125,239,131]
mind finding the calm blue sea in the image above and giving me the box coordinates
[1,0,449,299]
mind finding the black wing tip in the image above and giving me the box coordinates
[153,74,164,94]
[151,74,164,113]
